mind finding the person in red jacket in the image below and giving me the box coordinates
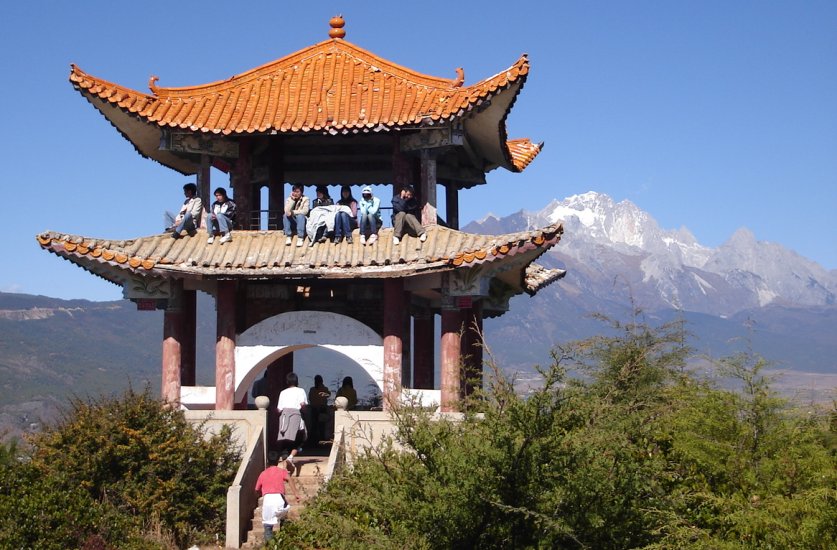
[255,453,299,541]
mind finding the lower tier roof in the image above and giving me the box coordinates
[37,224,565,298]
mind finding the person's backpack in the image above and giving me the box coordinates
[277,407,306,445]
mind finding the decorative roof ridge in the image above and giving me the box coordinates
[147,39,465,99]
[69,64,153,101]
[36,222,563,273]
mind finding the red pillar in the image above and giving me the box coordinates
[383,279,405,410]
[161,306,182,405]
[233,138,252,229]
[440,308,463,412]
[180,289,196,386]
[462,300,484,396]
[215,280,237,410]
[413,313,435,389]
[445,183,459,230]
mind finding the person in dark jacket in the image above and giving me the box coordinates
[206,187,236,244]
[391,185,426,245]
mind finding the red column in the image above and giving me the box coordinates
[413,313,435,389]
[215,280,237,410]
[445,183,459,230]
[462,300,484,396]
[180,289,196,386]
[383,279,404,410]
[440,308,462,412]
[161,307,182,405]
[233,138,252,229]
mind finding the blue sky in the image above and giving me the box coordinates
[2,1,835,301]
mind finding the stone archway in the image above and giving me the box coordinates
[234,311,384,403]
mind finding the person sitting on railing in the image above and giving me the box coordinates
[391,185,427,246]
[358,186,382,245]
[334,185,357,244]
[206,187,236,244]
[169,183,203,239]
[306,186,353,246]
[283,184,310,247]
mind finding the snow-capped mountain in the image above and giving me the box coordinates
[465,193,836,394]
[468,191,836,316]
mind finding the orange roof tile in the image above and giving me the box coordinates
[70,40,528,136]
[37,224,563,291]
[69,36,542,174]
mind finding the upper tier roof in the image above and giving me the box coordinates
[69,35,541,175]
[37,224,565,300]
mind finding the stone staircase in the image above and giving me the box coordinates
[241,454,329,548]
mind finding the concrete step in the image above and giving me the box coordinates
[242,455,329,547]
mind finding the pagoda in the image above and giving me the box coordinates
[37,16,565,414]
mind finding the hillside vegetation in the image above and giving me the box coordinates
[0,388,240,549]
[275,318,836,549]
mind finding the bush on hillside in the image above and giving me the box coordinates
[0,387,240,549]
[272,318,835,549]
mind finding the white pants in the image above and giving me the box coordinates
[262,493,290,525]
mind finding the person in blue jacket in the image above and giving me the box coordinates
[357,186,382,245]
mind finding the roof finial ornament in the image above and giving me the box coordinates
[452,67,465,87]
[329,15,346,39]
[148,75,159,94]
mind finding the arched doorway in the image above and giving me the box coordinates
[234,310,384,403]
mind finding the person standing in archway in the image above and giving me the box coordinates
[307,374,331,444]
[336,376,358,410]
[277,372,308,470]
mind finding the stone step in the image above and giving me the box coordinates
[242,455,329,547]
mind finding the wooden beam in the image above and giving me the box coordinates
[161,131,240,158]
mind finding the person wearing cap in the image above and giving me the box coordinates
[357,185,382,245]
[283,184,310,247]
[391,185,426,245]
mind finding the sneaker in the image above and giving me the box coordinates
[220,233,232,244]
[369,234,378,245]
[346,235,353,245]
[207,235,215,244]
[393,236,400,245]
[285,236,292,246]
[171,231,182,239]
[419,232,427,242]
[333,236,343,244]
[296,237,304,247]
[360,235,367,245]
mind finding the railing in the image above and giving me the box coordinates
[225,426,265,548]
[240,208,394,231]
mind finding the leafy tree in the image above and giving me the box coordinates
[0,387,240,549]
[272,317,835,549]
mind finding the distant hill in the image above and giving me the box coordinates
[3,192,835,438]
[467,192,836,401]
[0,293,216,441]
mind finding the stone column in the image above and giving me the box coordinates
[161,300,183,405]
[268,139,284,230]
[392,135,413,193]
[445,183,459,230]
[215,280,237,410]
[383,279,404,410]
[180,288,196,386]
[462,300,484,396]
[232,138,252,229]
[419,149,437,225]
[413,312,435,390]
[440,307,462,412]
[197,154,211,212]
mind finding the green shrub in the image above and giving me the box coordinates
[0,387,240,548]
[272,318,835,549]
